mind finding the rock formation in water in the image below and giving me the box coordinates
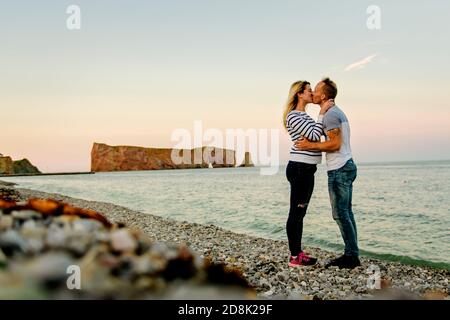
[0,156,40,175]
[91,143,238,172]
[0,157,13,175]
[238,152,255,167]
[12,159,41,174]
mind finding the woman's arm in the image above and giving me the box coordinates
[287,113,324,142]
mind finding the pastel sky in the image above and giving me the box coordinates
[1,0,450,172]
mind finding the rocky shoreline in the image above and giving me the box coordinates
[1,181,449,300]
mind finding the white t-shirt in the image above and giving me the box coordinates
[322,105,353,171]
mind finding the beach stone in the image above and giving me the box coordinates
[150,242,179,260]
[287,289,306,300]
[315,292,325,300]
[26,238,45,253]
[0,216,13,231]
[12,210,42,220]
[65,233,92,256]
[95,231,110,242]
[259,278,271,289]
[14,252,75,283]
[132,255,153,274]
[260,289,275,297]
[20,220,46,253]
[276,272,288,282]
[143,256,168,274]
[225,257,236,263]
[0,229,28,256]
[46,224,67,248]
[21,219,37,230]
[335,276,346,283]
[111,229,137,252]
[343,285,352,291]
[73,219,103,233]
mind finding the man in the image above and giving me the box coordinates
[295,78,360,269]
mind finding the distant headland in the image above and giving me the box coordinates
[0,154,41,176]
[91,142,254,173]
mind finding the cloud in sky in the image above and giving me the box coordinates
[344,54,377,72]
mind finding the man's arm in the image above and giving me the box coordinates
[295,128,342,152]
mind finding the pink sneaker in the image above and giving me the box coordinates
[288,255,301,267]
[288,252,318,267]
[298,252,317,266]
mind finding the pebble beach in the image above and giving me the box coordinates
[1,181,449,300]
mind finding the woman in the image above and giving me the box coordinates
[283,80,333,267]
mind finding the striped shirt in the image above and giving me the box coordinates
[286,110,324,164]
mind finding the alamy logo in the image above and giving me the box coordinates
[171,121,280,175]
[66,5,81,30]
[366,264,381,289]
[366,5,381,30]
[66,265,81,290]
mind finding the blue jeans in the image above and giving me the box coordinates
[327,158,359,257]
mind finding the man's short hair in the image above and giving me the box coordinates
[321,77,337,100]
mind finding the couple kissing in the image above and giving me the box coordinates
[283,78,360,270]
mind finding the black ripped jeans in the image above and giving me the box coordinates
[286,161,317,257]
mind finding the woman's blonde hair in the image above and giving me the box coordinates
[283,80,310,131]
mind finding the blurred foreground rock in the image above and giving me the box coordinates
[0,197,254,299]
